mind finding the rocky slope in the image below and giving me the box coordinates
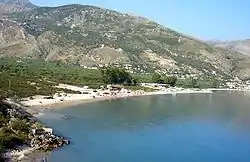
[0,2,250,79]
[208,39,250,57]
[0,0,36,15]
[0,100,69,161]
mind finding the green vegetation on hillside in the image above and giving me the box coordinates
[0,57,103,99]
[176,78,221,89]
[0,57,221,100]
[0,58,149,99]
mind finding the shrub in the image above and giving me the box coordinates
[0,102,9,117]
[11,120,29,134]
[88,84,101,89]
[0,127,26,153]
[151,73,161,83]
[0,114,7,127]
[100,67,135,85]
[0,133,24,151]
[164,76,177,86]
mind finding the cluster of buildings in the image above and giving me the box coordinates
[80,63,149,74]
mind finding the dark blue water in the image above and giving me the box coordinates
[39,92,250,162]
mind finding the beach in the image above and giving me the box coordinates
[18,83,250,118]
[19,84,214,112]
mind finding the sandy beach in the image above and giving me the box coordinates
[19,84,214,111]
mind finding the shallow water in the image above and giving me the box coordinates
[38,92,250,162]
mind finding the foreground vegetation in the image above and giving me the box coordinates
[0,100,69,161]
[0,101,30,160]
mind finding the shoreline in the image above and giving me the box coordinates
[207,88,248,92]
[18,86,250,117]
[21,88,214,112]
[3,87,247,161]
[3,88,213,160]
[2,100,70,162]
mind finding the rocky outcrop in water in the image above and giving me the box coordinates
[0,100,70,161]
[30,129,70,151]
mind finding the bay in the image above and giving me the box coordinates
[38,92,250,162]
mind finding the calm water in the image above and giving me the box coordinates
[38,92,250,162]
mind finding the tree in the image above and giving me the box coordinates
[11,120,29,134]
[191,78,199,88]
[152,73,161,83]
[0,102,9,117]
[164,76,177,87]
[131,78,138,85]
[100,67,134,85]
[211,80,219,88]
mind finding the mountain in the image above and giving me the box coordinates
[0,0,36,14]
[1,3,250,80]
[208,39,250,57]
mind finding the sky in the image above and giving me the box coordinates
[31,0,250,41]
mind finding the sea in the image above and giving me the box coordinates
[27,91,250,162]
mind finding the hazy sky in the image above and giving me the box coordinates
[31,0,250,41]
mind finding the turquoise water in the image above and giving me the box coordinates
[39,92,250,162]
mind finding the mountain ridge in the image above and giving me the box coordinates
[0,0,36,15]
[208,39,250,57]
[1,2,250,80]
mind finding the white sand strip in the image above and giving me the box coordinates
[20,88,214,108]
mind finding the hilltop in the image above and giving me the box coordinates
[0,0,36,15]
[0,2,250,79]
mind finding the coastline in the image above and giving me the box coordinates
[17,86,250,117]
[3,86,247,161]
[207,88,249,92]
[2,100,70,162]
[21,88,214,113]
[3,88,213,160]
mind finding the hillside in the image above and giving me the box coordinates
[208,39,250,57]
[0,0,36,15]
[1,3,250,79]
[0,57,223,100]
